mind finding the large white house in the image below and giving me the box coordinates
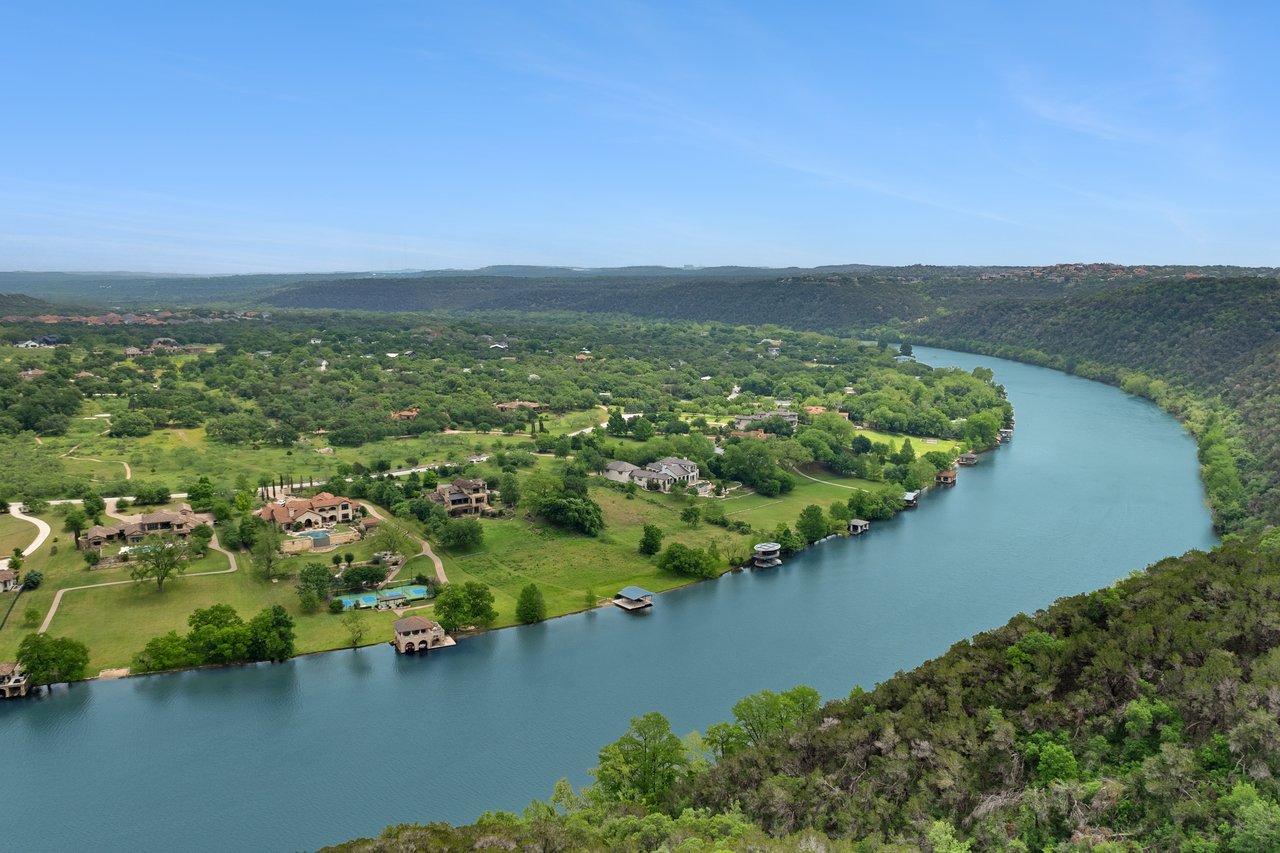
[602,457,700,492]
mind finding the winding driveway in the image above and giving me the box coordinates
[360,501,448,586]
[0,503,52,571]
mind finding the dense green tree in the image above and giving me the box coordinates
[251,526,283,581]
[439,517,484,549]
[594,712,689,805]
[129,534,191,591]
[17,633,90,686]
[62,507,88,540]
[540,496,605,536]
[515,583,546,624]
[432,581,498,632]
[795,504,828,544]
[638,523,664,556]
[341,563,386,589]
[108,410,154,438]
[133,631,198,672]
[297,562,333,604]
[247,605,295,662]
[498,473,520,507]
[657,542,718,578]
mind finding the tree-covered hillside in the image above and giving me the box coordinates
[916,277,1280,528]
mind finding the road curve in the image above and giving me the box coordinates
[0,502,52,571]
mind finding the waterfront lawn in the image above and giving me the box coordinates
[717,469,899,532]
[434,486,756,629]
[851,426,962,456]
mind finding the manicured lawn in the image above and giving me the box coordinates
[852,426,962,456]
[434,485,756,629]
[716,470,898,532]
[0,513,36,558]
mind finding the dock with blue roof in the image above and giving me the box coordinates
[613,586,655,611]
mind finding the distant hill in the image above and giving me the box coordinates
[3,263,1275,313]
[0,292,72,316]
[262,266,1249,330]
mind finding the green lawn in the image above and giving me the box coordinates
[716,468,899,531]
[434,485,757,629]
[852,426,962,456]
[0,513,36,558]
[31,405,607,496]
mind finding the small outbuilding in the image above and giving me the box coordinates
[957,452,978,466]
[902,491,920,508]
[847,519,870,535]
[935,469,957,486]
[0,663,29,699]
[613,586,655,611]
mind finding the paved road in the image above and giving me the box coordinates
[0,503,53,571]
[360,501,448,586]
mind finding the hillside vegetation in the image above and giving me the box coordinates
[916,276,1280,529]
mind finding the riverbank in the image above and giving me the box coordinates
[0,347,1218,853]
[1,433,981,680]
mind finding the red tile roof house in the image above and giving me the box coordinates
[257,492,358,531]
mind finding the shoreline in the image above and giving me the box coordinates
[37,454,995,689]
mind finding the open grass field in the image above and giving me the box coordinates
[851,426,962,456]
[30,404,608,496]
[0,513,36,557]
[716,468,900,532]
[434,485,757,629]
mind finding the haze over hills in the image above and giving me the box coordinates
[1,263,1275,315]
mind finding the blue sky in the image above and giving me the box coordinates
[2,1,1276,272]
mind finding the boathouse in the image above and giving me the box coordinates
[957,452,978,466]
[935,469,957,486]
[0,663,29,699]
[753,542,782,568]
[998,428,1014,442]
[614,586,655,611]
[848,519,870,535]
[902,490,920,508]
[392,616,450,653]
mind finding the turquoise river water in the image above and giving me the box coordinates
[0,347,1218,852]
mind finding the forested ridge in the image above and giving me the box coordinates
[915,276,1280,529]
[262,267,1228,330]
